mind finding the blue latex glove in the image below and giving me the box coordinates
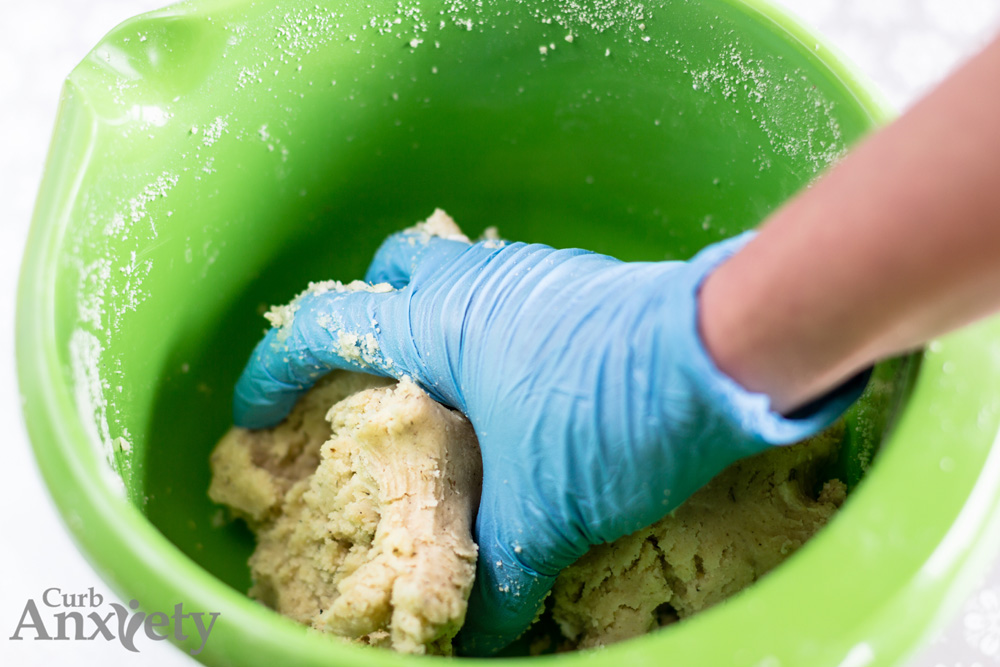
[233,227,864,655]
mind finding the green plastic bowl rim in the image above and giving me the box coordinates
[17,1,1000,666]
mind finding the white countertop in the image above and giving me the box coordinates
[1,1,998,665]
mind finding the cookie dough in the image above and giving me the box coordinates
[210,212,851,654]
[548,425,846,649]
[209,372,482,655]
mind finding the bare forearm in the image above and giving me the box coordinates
[700,35,1000,414]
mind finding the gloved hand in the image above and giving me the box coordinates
[232,222,864,655]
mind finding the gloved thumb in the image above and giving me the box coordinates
[454,482,568,656]
[233,283,413,428]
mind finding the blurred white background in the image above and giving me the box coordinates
[1,1,998,665]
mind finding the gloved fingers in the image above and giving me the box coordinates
[233,285,411,429]
[454,475,577,656]
[364,229,473,288]
[454,536,556,657]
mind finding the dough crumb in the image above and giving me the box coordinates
[264,280,394,341]
[408,208,471,243]
[478,225,507,249]
[209,372,482,655]
[263,209,474,342]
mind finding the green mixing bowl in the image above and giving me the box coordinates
[18,0,1000,664]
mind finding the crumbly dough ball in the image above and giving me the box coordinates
[550,425,846,649]
[209,372,482,655]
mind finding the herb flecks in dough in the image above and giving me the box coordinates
[210,373,482,655]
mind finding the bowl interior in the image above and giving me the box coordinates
[25,0,976,664]
[114,0,884,591]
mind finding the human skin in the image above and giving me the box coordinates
[700,34,1000,415]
